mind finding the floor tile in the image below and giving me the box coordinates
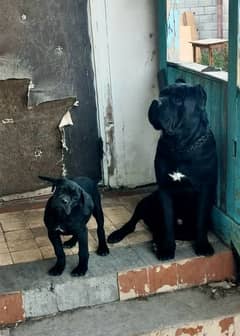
[118,195,142,212]
[88,231,98,252]
[126,230,152,245]
[31,227,47,238]
[0,242,9,254]
[40,245,55,259]
[7,239,38,253]
[0,211,25,224]
[1,216,26,232]
[87,216,97,230]
[5,229,33,242]
[0,232,5,243]
[104,206,132,225]
[0,253,13,266]
[11,249,42,264]
[35,236,51,248]
[24,208,44,228]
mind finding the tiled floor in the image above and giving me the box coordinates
[0,192,152,266]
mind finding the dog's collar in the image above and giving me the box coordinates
[169,129,213,154]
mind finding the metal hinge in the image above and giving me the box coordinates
[233,139,237,157]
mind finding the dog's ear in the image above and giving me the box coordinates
[39,176,60,192]
[195,85,208,125]
[195,84,207,110]
[148,100,160,129]
[79,189,94,216]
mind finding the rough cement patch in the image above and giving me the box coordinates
[55,273,118,311]
[23,287,58,318]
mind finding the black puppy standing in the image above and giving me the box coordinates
[108,81,217,260]
[39,176,109,276]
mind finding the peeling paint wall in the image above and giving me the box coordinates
[90,0,159,188]
[0,79,75,195]
[0,0,101,195]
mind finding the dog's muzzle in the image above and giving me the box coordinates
[52,196,72,216]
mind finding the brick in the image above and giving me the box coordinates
[175,325,204,336]
[0,292,24,325]
[206,250,235,282]
[177,257,207,288]
[148,263,178,294]
[118,267,149,300]
[218,317,235,335]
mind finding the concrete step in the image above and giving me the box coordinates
[3,285,240,336]
[0,234,235,327]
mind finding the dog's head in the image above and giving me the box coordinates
[39,176,93,217]
[148,80,208,135]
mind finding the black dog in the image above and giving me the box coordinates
[108,81,217,260]
[108,190,196,246]
[39,176,109,276]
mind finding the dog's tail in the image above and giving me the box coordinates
[39,176,59,184]
[39,176,60,191]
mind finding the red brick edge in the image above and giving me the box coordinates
[0,292,25,326]
[141,314,239,335]
[118,250,235,300]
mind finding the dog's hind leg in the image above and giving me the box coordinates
[155,189,176,260]
[48,231,66,276]
[92,192,110,256]
[193,186,214,256]
[71,228,89,276]
[107,195,151,244]
[63,236,77,248]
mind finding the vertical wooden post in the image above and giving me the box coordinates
[226,0,239,219]
[157,0,167,72]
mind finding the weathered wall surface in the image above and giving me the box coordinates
[90,0,159,188]
[0,0,100,195]
[0,79,75,195]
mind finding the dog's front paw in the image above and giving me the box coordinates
[96,244,109,256]
[48,263,65,276]
[193,241,214,256]
[71,265,88,277]
[155,244,176,261]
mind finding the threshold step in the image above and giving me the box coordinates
[5,285,240,336]
[0,236,235,326]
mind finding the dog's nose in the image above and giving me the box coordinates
[62,198,68,204]
[158,99,163,107]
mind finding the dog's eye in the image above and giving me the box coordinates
[172,95,183,106]
[69,191,78,199]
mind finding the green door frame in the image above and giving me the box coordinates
[157,0,167,71]
[226,0,239,220]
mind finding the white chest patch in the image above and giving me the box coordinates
[56,226,65,233]
[168,171,186,182]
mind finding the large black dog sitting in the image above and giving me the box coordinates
[39,176,109,276]
[108,80,217,260]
